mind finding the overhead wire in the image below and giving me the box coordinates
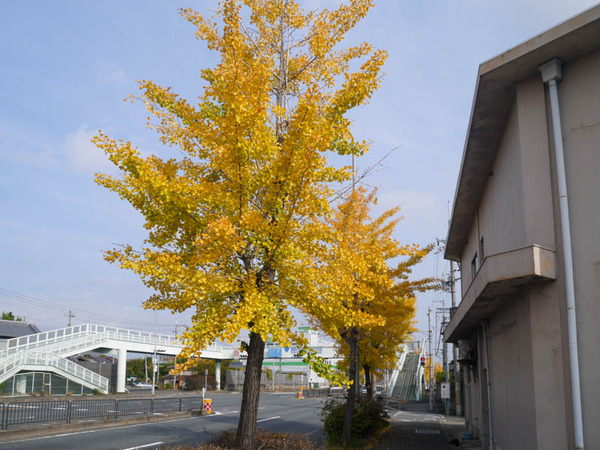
[0,287,188,331]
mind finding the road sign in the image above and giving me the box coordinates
[204,369,208,375]
[233,349,240,359]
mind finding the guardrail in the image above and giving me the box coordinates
[302,388,330,398]
[0,396,204,430]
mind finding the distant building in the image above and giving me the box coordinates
[444,5,600,450]
[0,319,40,340]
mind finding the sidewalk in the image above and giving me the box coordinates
[373,402,483,450]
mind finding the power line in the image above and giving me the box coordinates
[0,287,188,330]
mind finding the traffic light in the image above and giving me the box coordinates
[420,356,426,366]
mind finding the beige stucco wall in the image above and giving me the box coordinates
[476,103,526,258]
[460,101,528,297]
[487,290,537,450]
[528,281,569,450]
[452,32,600,448]
[552,49,600,447]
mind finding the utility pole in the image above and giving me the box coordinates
[441,307,449,415]
[152,311,158,395]
[65,310,75,327]
[428,307,434,413]
[173,320,179,389]
[451,260,462,415]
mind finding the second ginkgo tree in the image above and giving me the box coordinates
[299,187,436,445]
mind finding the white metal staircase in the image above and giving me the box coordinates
[0,350,110,393]
[0,323,233,394]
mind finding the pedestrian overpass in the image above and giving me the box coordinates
[0,324,237,395]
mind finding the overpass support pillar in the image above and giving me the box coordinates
[215,360,221,390]
[116,348,127,393]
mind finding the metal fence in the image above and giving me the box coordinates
[0,396,204,430]
[302,388,330,398]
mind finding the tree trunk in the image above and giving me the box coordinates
[342,329,358,446]
[364,364,372,398]
[236,331,266,449]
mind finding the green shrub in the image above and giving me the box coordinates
[435,370,447,384]
[320,397,389,444]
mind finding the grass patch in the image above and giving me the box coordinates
[164,428,317,449]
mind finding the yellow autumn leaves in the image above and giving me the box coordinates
[93,0,434,381]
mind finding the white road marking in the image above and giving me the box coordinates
[256,416,281,423]
[122,442,164,450]
[1,417,205,445]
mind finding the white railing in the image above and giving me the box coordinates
[388,344,407,394]
[3,323,229,357]
[6,325,224,356]
[0,350,109,392]
[5,324,171,353]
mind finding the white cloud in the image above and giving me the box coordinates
[63,124,113,174]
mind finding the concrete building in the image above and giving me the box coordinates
[443,5,600,450]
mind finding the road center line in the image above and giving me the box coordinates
[256,416,281,423]
[123,442,164,450]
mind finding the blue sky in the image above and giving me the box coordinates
[1,1,597,342]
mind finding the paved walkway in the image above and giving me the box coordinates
[374,402,483,450]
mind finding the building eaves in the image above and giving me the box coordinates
[445,4,600,261]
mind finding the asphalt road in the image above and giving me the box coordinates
[0,392,326,450]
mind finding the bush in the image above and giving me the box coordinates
[435,370,447,384]
[320,397,389,444]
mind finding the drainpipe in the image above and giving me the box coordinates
[482,321,494,450]
[539,59,585,450]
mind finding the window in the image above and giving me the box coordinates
[479,237,485,264]
[471,252,479,279]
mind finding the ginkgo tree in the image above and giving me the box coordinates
[298,187,436,444]
[93,0,385,448]
[359,243,437,396]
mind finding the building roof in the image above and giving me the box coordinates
[445,4,600,261]
[0,319,41,339]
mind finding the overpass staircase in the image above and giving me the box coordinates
[0,323,228,394]
[391,353,420,402]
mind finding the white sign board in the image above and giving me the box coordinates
[441,382,450,399]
